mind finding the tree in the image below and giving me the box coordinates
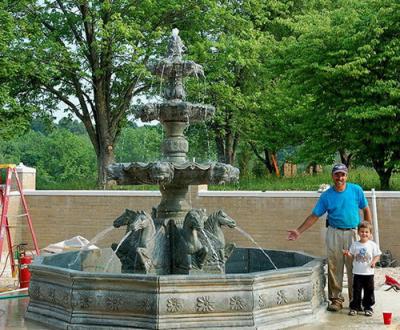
[243,79,306,176]
[185,0,274,165]
[269,0,400,188]
[0,3,34,140]
[222,0,313,174]
[6,0,219,186]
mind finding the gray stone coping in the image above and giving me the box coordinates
[23,190,162,196]
[199,190,400,198]
[19,190,400,198]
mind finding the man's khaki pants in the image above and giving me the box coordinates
[326,226,357,305]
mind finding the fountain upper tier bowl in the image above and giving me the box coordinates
[25,248,326,330]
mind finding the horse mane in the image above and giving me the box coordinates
[116,209,154,232]
[183,209,205,228]
[142,211,155,231]
[204,210,222,232]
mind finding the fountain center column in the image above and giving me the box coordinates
[162,121,188,163]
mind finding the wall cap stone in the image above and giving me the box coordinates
[20,189,400,198]
[199,190,400,198]
[24,190,161,197]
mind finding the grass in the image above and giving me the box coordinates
[210,168,400,191]
[36,167,400,191]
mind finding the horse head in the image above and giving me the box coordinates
[205,210,236,233]
[183,209,206,232]
[113,209,138,228]
[131,211,154,232]
[216,210,236,228]
[113,209,154,234]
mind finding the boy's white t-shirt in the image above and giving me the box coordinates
[349,240,382,275]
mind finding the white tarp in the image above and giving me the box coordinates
[42,236,99,254]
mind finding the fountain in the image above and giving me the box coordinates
[25,29,326,329]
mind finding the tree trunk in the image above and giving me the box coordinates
[97,144,116,189]
[262,148,274,174]
[338,149,352,168]
[378,173,391,190]
[372,160,393,190]
[215,135,225,163]
[225,129,238,164]
[248,143,280,176]
[270,152,280,176]
[215,129,239,164]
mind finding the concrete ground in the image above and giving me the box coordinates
[0,285,399,330]
[297,286,400,329]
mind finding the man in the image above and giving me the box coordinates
[287,164,372,312]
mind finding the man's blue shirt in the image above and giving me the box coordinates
[312,183,368,229]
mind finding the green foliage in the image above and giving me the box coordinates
[114,123,216,163]
[268,0,400,188]
[0,130,97,188]
[115,125,162,162]
[57,116,86,135]
[0,3,35,139]
[185,123,217,162]
[183,1,291,163]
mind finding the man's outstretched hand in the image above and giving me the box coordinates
[287,229,300,241]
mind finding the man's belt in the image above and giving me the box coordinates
[331,226,356,231]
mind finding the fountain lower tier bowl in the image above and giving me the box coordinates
[25,248,326,330]
[108,161,240,186]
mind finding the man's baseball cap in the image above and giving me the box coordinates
[332,163,348,174]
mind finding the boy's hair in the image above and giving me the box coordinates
[358,221,372,231]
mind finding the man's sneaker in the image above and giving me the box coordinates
[348,309,357,316]
[365,309,373,317]
[327,301,342,312]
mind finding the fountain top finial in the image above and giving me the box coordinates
[172,28,179,37]
[168,28,186,59]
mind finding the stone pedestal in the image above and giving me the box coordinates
[14,162,36,191]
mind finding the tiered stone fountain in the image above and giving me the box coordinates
[106,28,239,275]
[25,30,326,329]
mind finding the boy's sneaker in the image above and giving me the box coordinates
[327,301,342,312]
[365,309,373,317]
[348,309,357,316]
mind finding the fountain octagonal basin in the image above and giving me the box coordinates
[25,248,326,330]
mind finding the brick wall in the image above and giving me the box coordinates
[7,188,400,262]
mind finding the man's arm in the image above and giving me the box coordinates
[287,213,319,241]
[343,250,353,260]
[363,206,372,223]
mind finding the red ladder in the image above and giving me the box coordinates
[0,164,40,277]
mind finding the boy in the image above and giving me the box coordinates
[344,221,381,316]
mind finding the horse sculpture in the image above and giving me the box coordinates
[204,210,236,265]
[111,209,156,273]
[171,209,208,273]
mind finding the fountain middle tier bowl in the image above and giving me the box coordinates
[25,248,326,330]
[137,100,215,123]
[108,161,240,186]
